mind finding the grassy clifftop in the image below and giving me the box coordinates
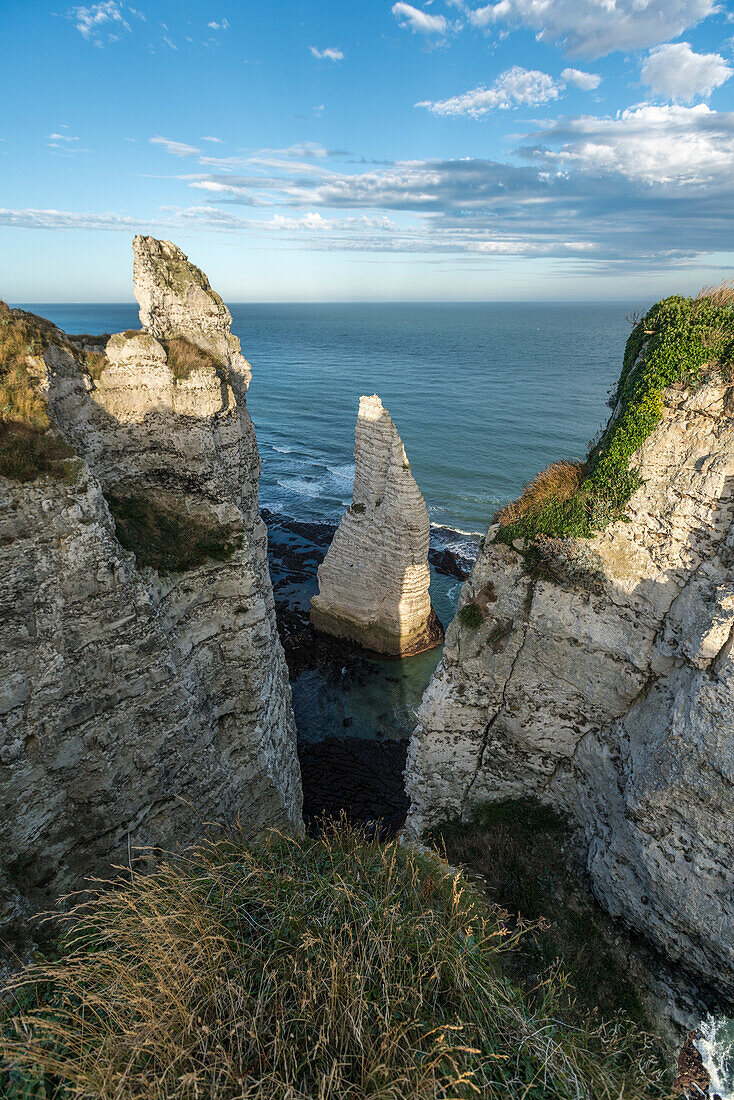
[0,824,669,1100]
[496,288,734,544]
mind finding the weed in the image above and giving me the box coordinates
[0,302,75,481]
[0,821,669,1100]
[82,351,106,381]
[106,491,242,572]
[459,602,484,629]
[0,421,74,482]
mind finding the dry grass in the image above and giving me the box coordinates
[494,460,587,527]
[0,823,670,1100]
[0,302,75,480]
[163,336,222,380]
[0,302,51,429]
[695,279,734,308]
[82,350,107,381]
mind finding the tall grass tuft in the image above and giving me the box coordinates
[163,336,223,380]
[494,460,587,527]
[0,822,670,1099]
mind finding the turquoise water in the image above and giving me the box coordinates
[20,301,634,532]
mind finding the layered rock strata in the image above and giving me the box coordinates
[0,240,301,952]
[405,371,734,996]
[310,394,443,656]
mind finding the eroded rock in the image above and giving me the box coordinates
[310,394,443,656]
[405,369,734,997]
[0,241,301,962]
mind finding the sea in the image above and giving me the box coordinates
[16,300,734,1090]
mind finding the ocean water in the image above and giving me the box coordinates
[21,301,634,534]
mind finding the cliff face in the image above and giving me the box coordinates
[0,240,301,949]
[405,319,734,995]
[310,394,443,656]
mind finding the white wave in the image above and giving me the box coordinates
[271,444,295,454]
[697,1015,734,1099]
[275,476,323,499]
[327,462,355,482]
[430,522,484,539]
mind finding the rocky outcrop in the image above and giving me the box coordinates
[310,395,443,656]
[0,240,301,955]
[405,367,734,995]
[133,235,252,387]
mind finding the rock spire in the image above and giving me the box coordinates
[132,235,252,388]
[310,394,443,657]
[0,239,300,961]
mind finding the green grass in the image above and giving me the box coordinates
[0,822,669,1100]
[496,293,734,543]
[429,800,651,1028]
[106,490,242,572]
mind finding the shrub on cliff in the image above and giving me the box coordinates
[0,824,669,1100]
[496,288,734,544]
[0,302,74,481]
[106,490,243,572]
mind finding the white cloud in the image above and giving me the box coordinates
[391,2,449,34]
[310,46,344,60]
[201,136,223,143]
[69,1,131,43]
[149,135,200,157]
[466,0,718,58]
[48,132,79,142]
[641,42,733,102]
[207,19,229,30]
[561,67,601,90]
[417,66,562,116]
[532,104,734,187]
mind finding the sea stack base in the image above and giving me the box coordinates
[310,603,444,658]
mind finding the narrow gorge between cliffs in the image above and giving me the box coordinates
[9,283,734,1097]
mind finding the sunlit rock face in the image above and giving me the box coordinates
[310,394,443,657]
[405,376,734,997]
[0,239,301,955]
[133,235,252,389]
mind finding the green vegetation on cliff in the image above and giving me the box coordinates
[495,290,734,543]
[0,302,74,482]
[0,823,668,1100]
[430,800,650,1028]
[106,490,243,572]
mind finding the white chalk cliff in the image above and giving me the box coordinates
[0,239,301,953]
[311,395,443,656]
[405,360,734,996]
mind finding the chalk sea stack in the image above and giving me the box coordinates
[310,394,443,656]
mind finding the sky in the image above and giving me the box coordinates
[2,0,734,301]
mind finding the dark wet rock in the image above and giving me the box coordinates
[673,1031,714,1097]
[299,737,409,835]
[429,546,470,580]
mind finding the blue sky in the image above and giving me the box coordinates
[3,0,734,300]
